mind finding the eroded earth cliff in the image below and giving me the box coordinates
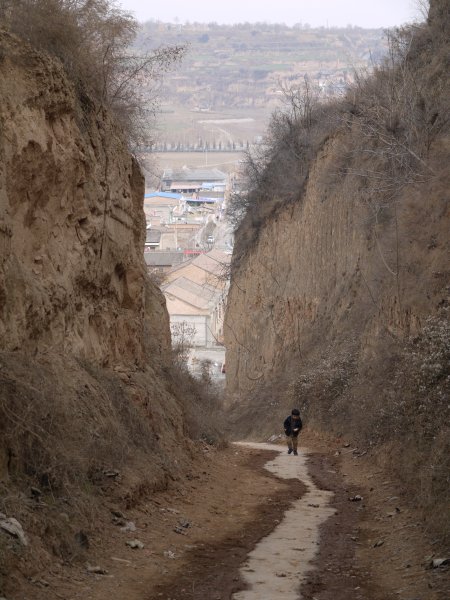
[0,30,169,365]
[225,0,449,541]
[0,30,197,593]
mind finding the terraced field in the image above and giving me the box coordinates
[136,22,387,149]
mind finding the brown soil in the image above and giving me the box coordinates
[3,435,449,600]
[151,451,305,600]
[4,446,304,600]
[301,430,449,600]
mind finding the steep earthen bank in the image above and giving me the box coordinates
[0,31,196,594]
[0,30,168,365]
[225,0,449,542]
[226,137,449,404]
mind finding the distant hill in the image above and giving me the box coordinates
[135,22,387,150]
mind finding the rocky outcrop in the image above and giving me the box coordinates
[0,30,169,367]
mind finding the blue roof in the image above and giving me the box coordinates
[145,192,182,200]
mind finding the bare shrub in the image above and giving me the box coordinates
[388,315,450,438]
[382,314,450,542]
[171,321,196,367]
[0,0,185,147]
[228,10,449,260]
[343,24,449,206]
[227,78,345,258]
[284,314,450,544]
[0,356,159,499]
[165,359,226,448]
[147,268,167,288]
[166,325,226,446]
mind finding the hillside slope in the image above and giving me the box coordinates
[0,30,200,594]
[225,0,449,542]
[136,21,386,151]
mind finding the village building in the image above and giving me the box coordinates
[144,250,185,273]
[169,182,202,194]
[163,277,223,347]
[163,277,227,347]
[143,192,184,225]
[161,167,227,195]
[164,248,230,290]
[162,249,230,347]
[144,228,161,250]
[159,223,202,251]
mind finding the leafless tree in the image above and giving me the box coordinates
[0,0,186,148]
[226,78,331,245]
[171,321,196,367]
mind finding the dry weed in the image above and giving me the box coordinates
[0,0,185,147]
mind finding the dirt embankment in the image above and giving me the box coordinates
[0,30,202,595]
[224,0,449,545]
[0,30,168,366]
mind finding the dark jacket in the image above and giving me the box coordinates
[284,415,303,437]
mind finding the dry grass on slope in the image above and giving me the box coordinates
[229,3,449,264]
[0,350,226,592]
[290,315,449,541]
[225,1,449,547]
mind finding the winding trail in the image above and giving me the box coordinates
[233,442,336,599]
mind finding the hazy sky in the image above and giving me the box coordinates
[117,0,422,28]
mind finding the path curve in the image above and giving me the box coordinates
[233,442,335,599]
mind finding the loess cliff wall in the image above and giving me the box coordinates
[225,0,449,540]
[226,138,449,402]
[0,30,169,366]
[0,31,203,592]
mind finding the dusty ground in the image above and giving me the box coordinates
[3,435,449,600]
[4,446,304,600]
[301,430,449,600]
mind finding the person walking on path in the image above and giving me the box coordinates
[284,409,302,455]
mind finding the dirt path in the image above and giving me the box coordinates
[7,445,306,600]
[6,438,448,600]
[233,442,335,599]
